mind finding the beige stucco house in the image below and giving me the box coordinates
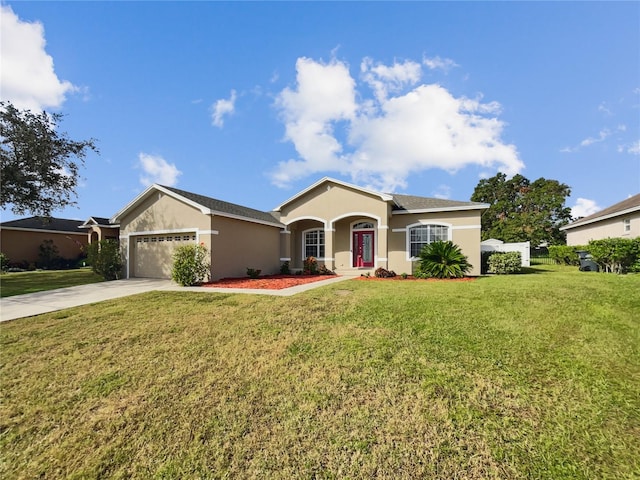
[560,193,640,246]
[112,177,489,280]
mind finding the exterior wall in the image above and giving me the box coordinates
[0,228,87,265]
[279,182,389,272]
[119,191,214,279]
[565,212,640,246]
[210,215,281,280]
[388,210,483,276]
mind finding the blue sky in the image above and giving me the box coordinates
[1,1,639,223]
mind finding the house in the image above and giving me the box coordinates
[560,193,640,246]
[0,216,89,266]
[112,177,488,280]
[78,217,120,244]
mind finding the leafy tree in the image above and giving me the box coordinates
[471,172,572,245]
[0,101,98,217]
[415,240,472,278]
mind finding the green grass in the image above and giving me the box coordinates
[1,265,638,479]
[0,268,104,297]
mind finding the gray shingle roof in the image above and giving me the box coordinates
[162,185,283,226]
[562,193,640,229]
[391,194,488,212]
[0,216,85,232]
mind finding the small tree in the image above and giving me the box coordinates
[37,239,61,269]
[171,244,210,286]
[87,239,122,280]
[417,241,472,279]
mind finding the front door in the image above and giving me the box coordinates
[353,231,374,267]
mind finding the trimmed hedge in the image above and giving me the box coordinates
[487,251,522,275]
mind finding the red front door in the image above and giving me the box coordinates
[353,231,374,267]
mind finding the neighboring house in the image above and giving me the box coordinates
[560,193,640,246]
[112,177,488,280]
[78,217,120,244]
[0,216,88,265]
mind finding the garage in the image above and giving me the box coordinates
[133,233,196,278]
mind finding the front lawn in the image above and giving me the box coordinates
[0,268,104,297]
[1,265,638,479]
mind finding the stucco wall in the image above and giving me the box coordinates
[565,212,640,245]
[0,229,87,265]
[388,210,483,276]
[210,216,281,280]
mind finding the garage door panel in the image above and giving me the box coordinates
[133,233,196,278]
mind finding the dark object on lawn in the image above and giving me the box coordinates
[576,251,599,272]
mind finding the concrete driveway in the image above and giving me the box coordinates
[0,278,174,322]
[0,276,352,322]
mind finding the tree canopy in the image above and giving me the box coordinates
[471,172,572,245]
[0,101,98,217]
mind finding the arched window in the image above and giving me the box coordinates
[303,229,325,259]
[409,224,449,257]
[353,221,374,230]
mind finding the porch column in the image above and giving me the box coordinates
[280,229,291,264]
[324,227,335,270]
[377,225,389,269]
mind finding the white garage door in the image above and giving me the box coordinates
[133,233,196,278]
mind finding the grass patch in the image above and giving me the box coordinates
[0,268,104,297]
[1,266,638,478]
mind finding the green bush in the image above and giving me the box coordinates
[417,240,472,279]
[171,244,210,286]
[280,261,290,275]
[87,240,123,280]
[246,268,261,279]
[588,237,640,274]
[487,251,522,274]
[303,256,318,275]
[0,252,9,272]
[37,239,62,269]
[548,245,581,266]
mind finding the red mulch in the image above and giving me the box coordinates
[202,274,335,290]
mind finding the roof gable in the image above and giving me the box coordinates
[111,184,282,227]
[273,177,393,212]
[561,193,640,230]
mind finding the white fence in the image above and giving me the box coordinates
[481,239,530,267]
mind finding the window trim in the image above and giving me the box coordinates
[302,228,325,260]
[406,222,452,260]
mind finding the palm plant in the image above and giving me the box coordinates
[417,240,472,279]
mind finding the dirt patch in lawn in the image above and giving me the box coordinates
[203,275,336,290]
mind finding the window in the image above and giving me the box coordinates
[353,221,374,230]
[409,224,449,257]
[304,229,325,259]
[183,235,191,241]
[159,236,165,242]
[624,218,631,233]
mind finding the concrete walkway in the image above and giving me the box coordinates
[0,276,352,322]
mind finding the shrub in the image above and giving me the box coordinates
[418,241,472,279]
[487,251,522,274]
[37,239,62,269]
[87,239,123,280]
[588,237,640,274]
[375,267,396,278]
[548,245,581,266]
[171,243,210,286]
[280,261,290,275]
[246,268,261,279]
[0,252,9,272]
[303,256,318,275]
[317,264,336,275]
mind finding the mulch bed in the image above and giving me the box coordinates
[202,274,335,290]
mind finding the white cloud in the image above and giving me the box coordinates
[0,5,76,111]
[431,184,452,200]
[270,56,524,191]
[562,128,613,152]
[137,153,182,187]
[361,57,422,103]
[571,198,601,219]
[211,90,237,128]
[423,55,459,73]
[622,140,640,155]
